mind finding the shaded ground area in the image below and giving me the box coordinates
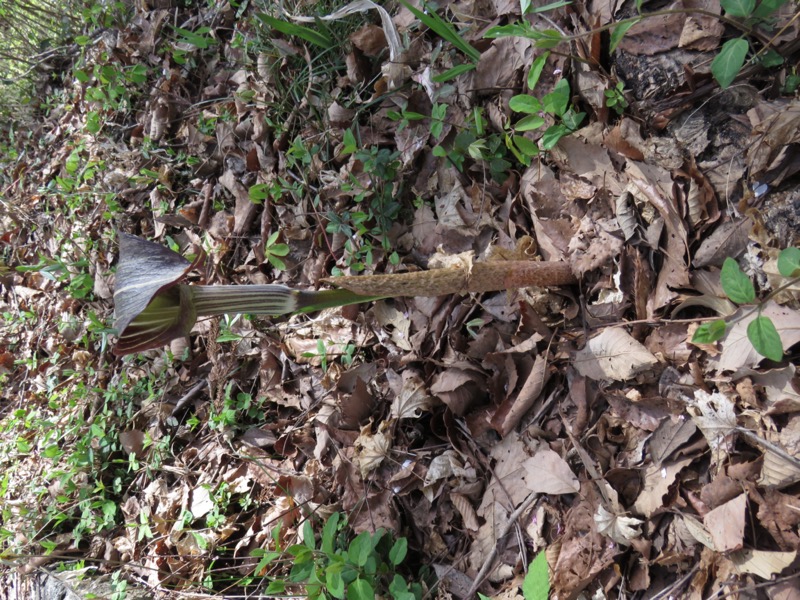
[1,0,800,598]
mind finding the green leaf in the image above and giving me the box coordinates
[515,114,546,131]
[540,124,569,149]
[65,150,81,174]
[527,52,550,89]
[561,108,585,131]
[721,0,756,17]
[747,316,783,361]
[267,244,290,257]
[342,129,358,155]
[753,0,789,18]
[692,319,728,344]
[326,567,345,599]
[432,63,476,82]
[348,532,372,567]
[509,95,543,114]
[542,79,570,116]
[257,14,332,48]
[778,247,800,277]
[432,145,447,157]
[389,537,407,566]
[712,38,749,89]
[303,519,316,550]
[249,183,270,204]
[522,551,550,600]
[513,135,540,157]
[396,0,480,62]
[610,19,640,53]
[321,512,340,555]
[533,29,565,49]
[720,257,756,304]
[347,577,374,600]
[528,0,572,12]
[520,0,532,13]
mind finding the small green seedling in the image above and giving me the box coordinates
[692,249,800,361]
[264,231,290,272]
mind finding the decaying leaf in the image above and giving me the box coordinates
[574,327,659,381]
[594,505,643,546]
[687,390,737,453]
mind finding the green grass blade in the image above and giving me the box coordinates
[396,0,480,62]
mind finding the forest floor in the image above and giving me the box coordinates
[1,0,800,598]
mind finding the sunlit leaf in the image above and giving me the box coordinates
[720,257,755,304]
[747,316,783,361]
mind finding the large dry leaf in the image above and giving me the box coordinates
[729,549,798,578]
[574,328,659,381]
[632,457,694,517]
[704,493,746,552]
[522,448,580,495]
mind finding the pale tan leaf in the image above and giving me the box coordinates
[632,457,694,517]
[574,327,659,381]
[451,493,480,532]
[729,549,798,578]
[391,370,434,419]
[759,442,800,489]
[682,515,715,550]
[704,493,746,552]
[522,448,580,495]
[354,423,392,478]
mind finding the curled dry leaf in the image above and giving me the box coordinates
[391,370,435,420]
[594,505,643,546]
[354,422,392,478]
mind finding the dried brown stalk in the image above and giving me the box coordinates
[322,260,577,297]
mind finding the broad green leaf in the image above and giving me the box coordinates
[321,512,340,555]
[389,537,407,565]
[534,29,565,49]
[561,108,585,131]
[348,531,372,567]
[65,150,81,174]
[542,79,570,116]
[753,0,789,18]
[610,19,640,53]
[527,52,550,89]
[249,183,269,203]
[712,38,749,89]
[522,551,550,600]
[515,114,546,131]
[509,95,543,114]
[520,0,532,13]
[692,319,727,344]
[303,519,316,549]
[777,247,800,277]
[720,257,755,304]
[513,135,540,157]
[747,316,783,361]
[721,0,756,16]
[347,578,374,600]
[267,244,290,257]
[540,124,569,149]
[326,567,345,599]
[342,129,357,155]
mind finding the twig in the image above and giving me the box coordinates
[465,492,539,598]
